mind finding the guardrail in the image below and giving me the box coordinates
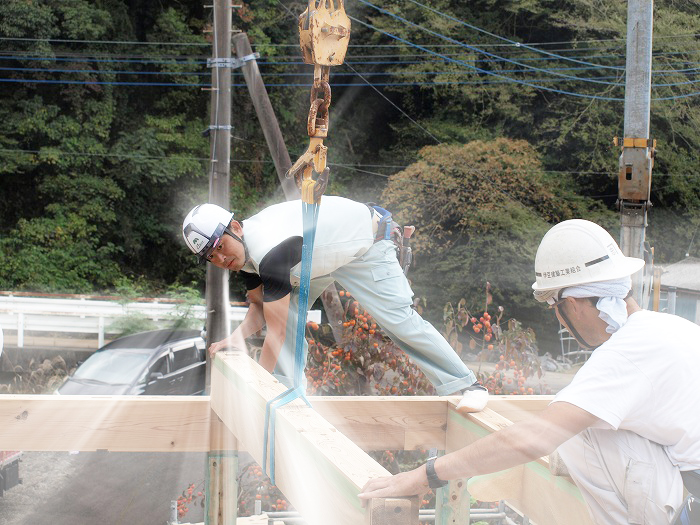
[0,292,321,348]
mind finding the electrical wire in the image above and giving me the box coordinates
[349,14,700,101]
[348,15,625,101]
[2,33,699,47]
[404,0,625,71]
[344,62,441,144]
[4,50,700,67]
[2,148,700,180]
[3,63,700,91]
[358,0,625,87]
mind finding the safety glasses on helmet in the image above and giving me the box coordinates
[183,221,226,263]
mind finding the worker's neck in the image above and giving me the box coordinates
[588,297,641,347]
[625,297,641,316]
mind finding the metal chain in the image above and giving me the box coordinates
[285,0,350,204]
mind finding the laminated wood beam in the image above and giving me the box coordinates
[0,394,443,453]
[480,395,553,423]
[445,402,593,525]
[0,395,212,452]
[209,352,415,525]
[312,396,446,451]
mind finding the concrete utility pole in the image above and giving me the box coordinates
[205,0,233,368]
[204,5,236,524]
[232,32,347,344]
[618,0,654,304]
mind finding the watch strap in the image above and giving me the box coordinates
[426,456,448,489]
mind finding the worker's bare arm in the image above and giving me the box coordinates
[209,286,265,357]
[258,294,291,373]
[358,401,598,503]
[237,286,265,338]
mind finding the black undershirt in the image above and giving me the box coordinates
[240,236,303,302]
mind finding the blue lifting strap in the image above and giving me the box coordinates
[369,204,392,241]
[262,200,318,484]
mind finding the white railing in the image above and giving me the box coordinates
[0,293,321,348]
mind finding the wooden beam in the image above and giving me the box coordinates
[0,394,551,453]
[365,497,420,525]
[207,410,239,525]
[210,352,412,525]
[477,395,554,423]
[0,395,211,451]
[0,390,594,523]
[312,396,446,451]
[445,403,593,525]
[0,394,443,452]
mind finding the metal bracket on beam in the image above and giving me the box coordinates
[202,125,233,137]
[207,53,260,69]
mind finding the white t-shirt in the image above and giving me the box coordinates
[553,310,700,470]
[241,196,374,280]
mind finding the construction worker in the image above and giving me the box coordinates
[182,198,488,411]
[358,219,700,525]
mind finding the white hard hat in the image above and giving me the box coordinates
[532,219,644,302]
[182,203,234,261]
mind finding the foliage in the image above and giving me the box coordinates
[164,284,206,330]
[0,0,698,301]
[107,313,158,338]
[237,462,290,517]
[175,482,205,521]
[381,138,606,349]
[0,356,70,394]
[0,0,211,293]
[442,284,550,395]
[305,289,435,396]
[106,283,204,337]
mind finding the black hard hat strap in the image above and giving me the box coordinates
[224,227,250,265]
[557,298,599,351]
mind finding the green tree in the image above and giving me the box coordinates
[381,138,613,350]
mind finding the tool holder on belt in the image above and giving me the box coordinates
[264,0,350,485]
[367,203,416,276]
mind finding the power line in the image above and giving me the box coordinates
[348,15,624,101]
[2,32,699,48]
[404,0,625,71]
[0,54,210,65]
[4,49,700,66]
[2,148,700,179]
[344,62,442,144]
[4,77,700,93]
[348,14,700,101]
[5,61,700,83]
[0,77,205,87]
[0,36,210,46]
[358,0,625,87]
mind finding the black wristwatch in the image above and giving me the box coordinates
[426,456,448,489]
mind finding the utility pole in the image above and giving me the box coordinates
[232,32,346,344]
[205,5,236,524]
[618,0,654,304]
[205,0,233,373]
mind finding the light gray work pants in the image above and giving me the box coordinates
[273,240,477,395]
[557,428,684,525]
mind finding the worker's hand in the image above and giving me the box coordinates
[357,466,429,507]
[208,338,244,359]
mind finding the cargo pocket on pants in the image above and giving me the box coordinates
[370,264,413,307]
[624,459,654,524]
